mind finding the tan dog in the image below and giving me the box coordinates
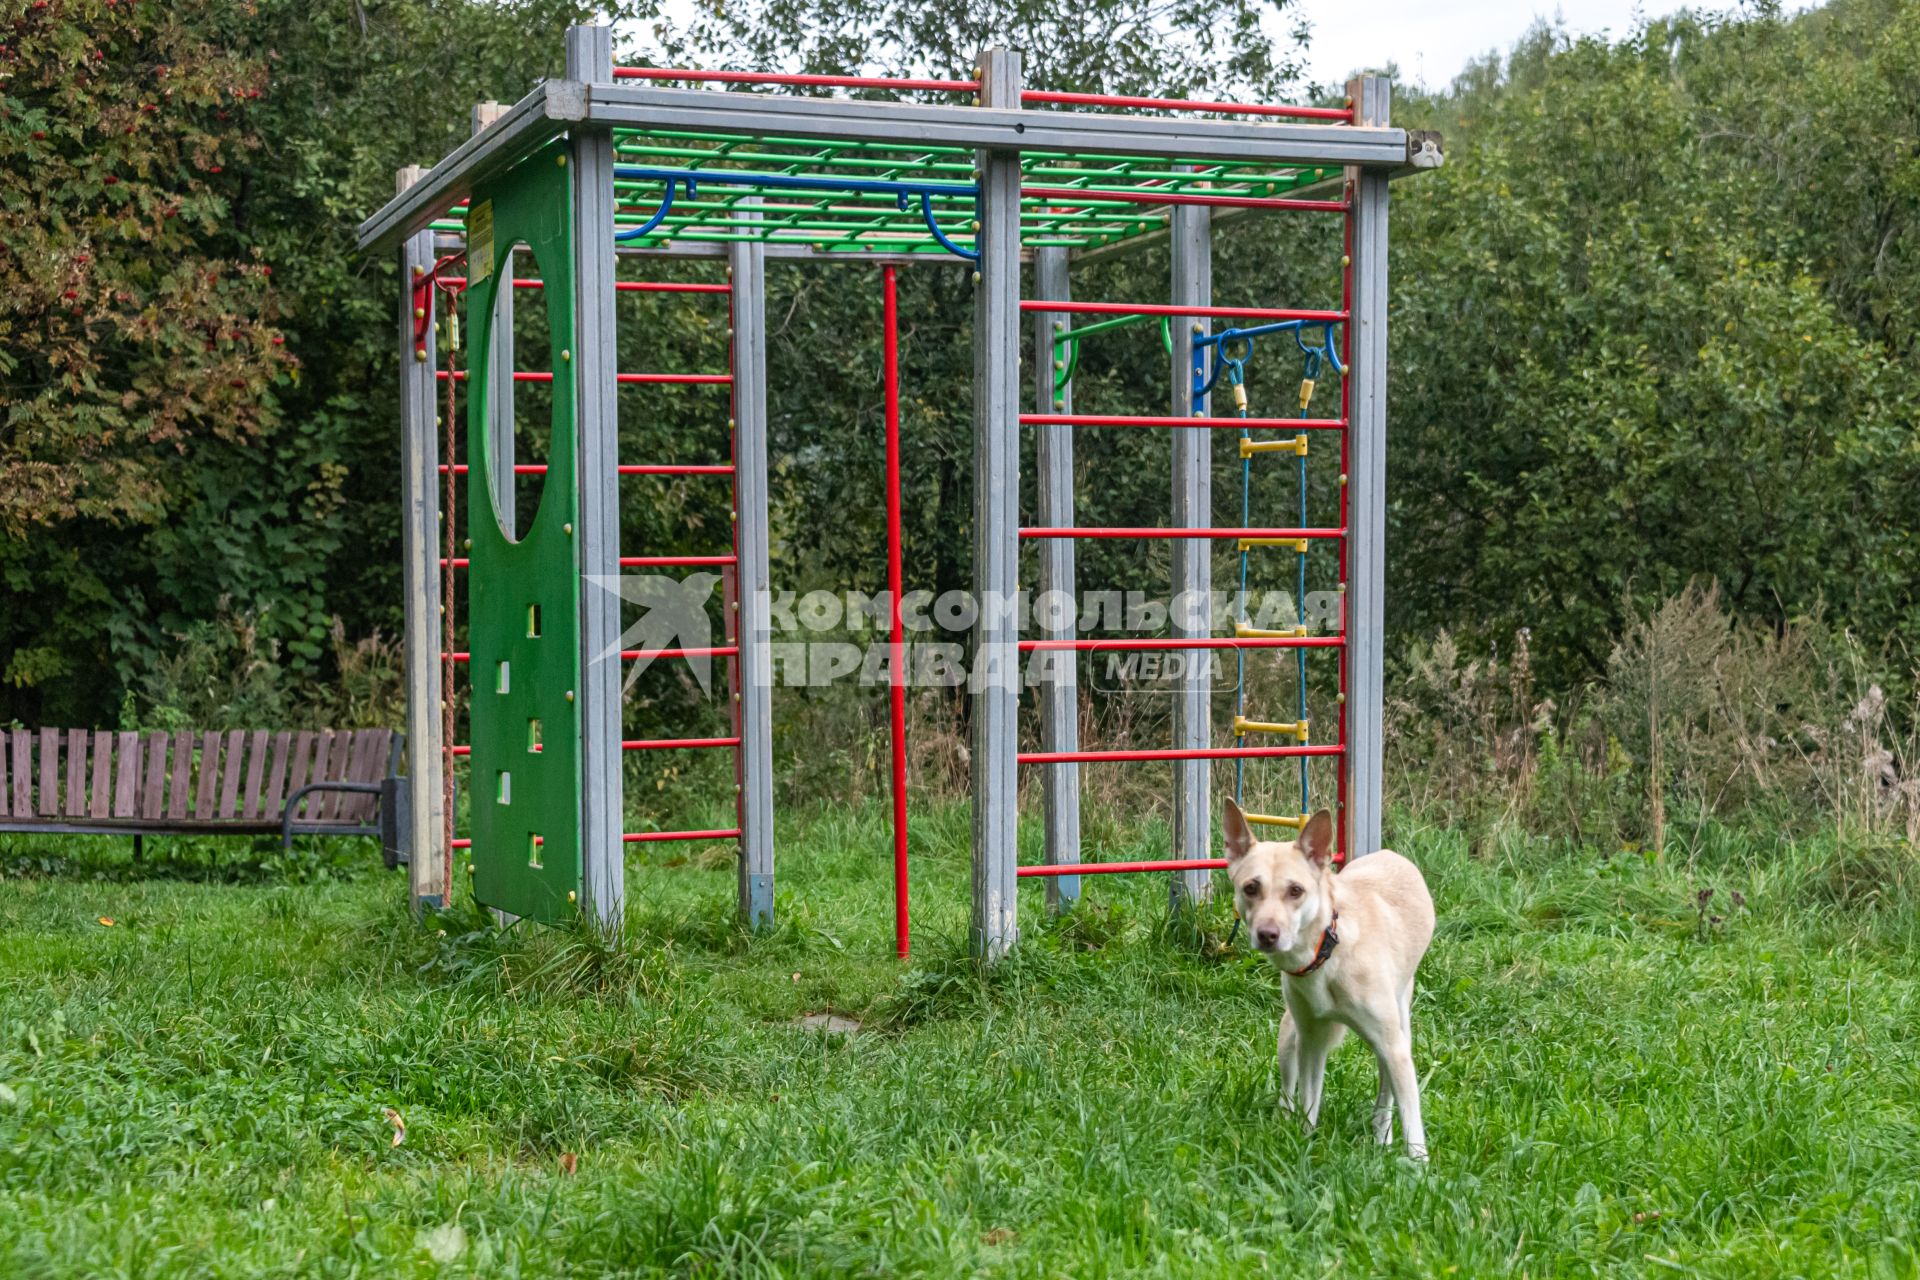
[1223,801,1435,1158]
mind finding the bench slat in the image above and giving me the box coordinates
[89,733,113,819]
[0,731,10,818]
[240,730,269,819]
[38,728,59,816]
[192,731,220,820]
[334,730,375,822]
[65,730,88,818]
[261,730,292,820]
[350,729,392,822]
[167,731,192,820]
[316,731,348,820]
[216,729,246,819]
[10,730,28,818]
[141,732,168,820]
[112,732,140,819]
[286,732,317,819]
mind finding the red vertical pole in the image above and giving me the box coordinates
[885,265,909,958]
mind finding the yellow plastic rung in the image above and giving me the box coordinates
[1237,537,1309,554]
[1234,715,1310,741]
[1235,621,1309,639]
[1239,435,1309,459]
[1243,811,1309,830]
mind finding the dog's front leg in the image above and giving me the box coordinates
[1276,1010,1300,1111]
[1382,1032,1426,1159]
[1296,1022,1341,1131]
[1372,1056,1396,1145]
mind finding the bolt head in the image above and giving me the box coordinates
[563,522,573,535]
[463,538,472,550]
[565,690,574,702]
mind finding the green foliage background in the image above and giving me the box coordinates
[2,0,1916,726]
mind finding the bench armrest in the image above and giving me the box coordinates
[281,781,383,851]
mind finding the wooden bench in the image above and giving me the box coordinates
[0,728,410,864]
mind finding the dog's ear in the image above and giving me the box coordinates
[1297,808,1336,869]
[1222,798,1255,864]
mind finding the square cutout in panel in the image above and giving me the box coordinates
[528,718,542,753]
[527,603,542,638]
[495,660,511,695]
[528,832,543,869]
[496,770,511,805]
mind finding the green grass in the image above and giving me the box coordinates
[0,806,1916,1277]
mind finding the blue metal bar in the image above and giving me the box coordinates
[614,175,682,243]
[912,190,979,261]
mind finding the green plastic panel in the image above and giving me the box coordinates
[464,140,584,924]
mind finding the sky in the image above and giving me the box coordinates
[1298,0,1810,90]
[633,1,1819,96]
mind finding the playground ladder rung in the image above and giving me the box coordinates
[450,737,739,756]
[439,647,737,662]
[441,554,737,569]
[1017,858,1230,877]
[452,829,741,850]
[1019,301,1347,322]
[1019,636,1342,652]
[435,371,732,385]
[1018,745,1342,764]
[620,554,737,567]
[442,277,731,295]
[1020,526,1343,540]
[1020,413,1343,431]
[439,464,735,476]
[621,736,740,752]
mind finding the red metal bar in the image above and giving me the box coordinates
[622,736,741,751]
[624,827,742,843]
[453,830,744,849]
[883,264,909,961]
[1018,745,1343,764]
[1017,858,1230,877]
[444,553,738,568]
[437,371,732,385]
[1019,89,1352,121]
[1019,413,1342,431]
[619,554,737,568]
[1020,526,1343,540]
[1019,636,1341,652]
[1020,301,1347,321]
[613,66,980,92]
[442,277,731,294]
[441,646,739,663]
[1023,184,1347,213]
[441,463,735,476]
[451,736,741,756]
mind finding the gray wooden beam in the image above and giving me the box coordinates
[397,164,449,913]
[1169,186,1213,910]
[970,47,1023,961]
[1031,245,1079,911]
[1344,74,1390,861]
[728,199,776,927]
[567,25,626,935]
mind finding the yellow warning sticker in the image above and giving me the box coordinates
[468,199,495,285]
